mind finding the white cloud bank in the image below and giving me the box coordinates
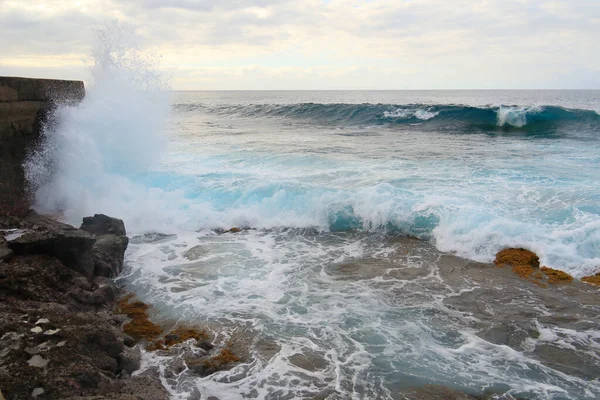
[0,0,599,89]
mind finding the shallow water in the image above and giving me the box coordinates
[121,230,600,399]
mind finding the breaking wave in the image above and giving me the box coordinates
[176,102,600,131]
[23,25,600,278]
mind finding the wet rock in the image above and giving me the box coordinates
[535,344,600,380]
[186,357,208,375]
[198,340,214,352]
[78,214,129,278]
[494,248,540,268]
[441,248,600,383]
[117,294,163,342]
[91,234,129,277]
[201,348,241,375]
[81,214,126,236]
[183,245,208,261]
[581,273,600,286]
[289,350,328,371]
[70,284,116,306]
[399,384,483,399]
[255,337,281,362]
[112,314,128,325]
[119,347,141,375]
[123,334,135,348]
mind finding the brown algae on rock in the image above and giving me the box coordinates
[581,274,600,286]
[494,248,573,286]
[494,248,540,268]
[117,293,163,341]
[147,326,210,351]
[541,266,574,284]
[202,347,241,372]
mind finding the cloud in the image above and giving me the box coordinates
[0,0,598,88]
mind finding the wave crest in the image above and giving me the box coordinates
[178,102,600,132]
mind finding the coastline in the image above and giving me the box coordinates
[1,76,600,399]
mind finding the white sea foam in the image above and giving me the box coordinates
[25,22,173,232]
[496,105,543,127]
[383,108,439,120]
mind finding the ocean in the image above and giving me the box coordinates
[25,59,600,399]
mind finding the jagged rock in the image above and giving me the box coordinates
[119,346,141,375]
[6,224,95,277]
[198,340,214,352]
[69,284,116,305]
[81,214,126,236]
[79,214,129,278]
[123,334,135,348]
[73,276,92,291]
[92,234,129,277]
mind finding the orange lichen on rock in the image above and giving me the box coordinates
[541,266,574,284]
[494,248,540,268]
[117,294,163,341]
[581,274,600,286]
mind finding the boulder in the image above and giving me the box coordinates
[119,346,141,375]
[81,214,129,278]
[6,226,95,277]
[81,214,126,236]
[92,234,129,277]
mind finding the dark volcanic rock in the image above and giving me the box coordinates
[0,244,12,261]
[81,214,126,237]
[6,220,95,277]
[91,235,129,277]
[0,212,169,400]
[80,214,129,278]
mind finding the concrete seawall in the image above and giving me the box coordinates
[0,77,85,212]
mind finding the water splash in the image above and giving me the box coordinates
[25,22,173,231]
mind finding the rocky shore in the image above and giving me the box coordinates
[0,212,168,399]
[0,76,247,400]
[0,212,247,400]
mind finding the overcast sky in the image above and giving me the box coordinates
[1,0,599,90]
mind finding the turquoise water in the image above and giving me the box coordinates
[151,90,600,278]
[28,85,600,399]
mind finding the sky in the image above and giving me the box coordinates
[0,0,599,90]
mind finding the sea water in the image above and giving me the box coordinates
[25,32,600,399]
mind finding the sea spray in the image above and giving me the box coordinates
[25,23,174,231]
[24,52,600,277]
